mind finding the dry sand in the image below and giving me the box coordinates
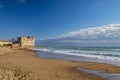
[0,47,120,80]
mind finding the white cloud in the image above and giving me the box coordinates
[59,24,120,39]
[18,0,27,3]
[37,24,120,47]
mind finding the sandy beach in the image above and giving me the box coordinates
[0,47,120,80]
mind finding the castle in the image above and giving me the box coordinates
[0,36,35,48]
[17,36,35,48]
[13,36,35,48]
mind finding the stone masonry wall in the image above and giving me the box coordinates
[17,36,35,48]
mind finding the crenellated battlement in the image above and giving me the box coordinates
[17,36,35,48]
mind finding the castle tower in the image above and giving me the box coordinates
[17,36,35,48]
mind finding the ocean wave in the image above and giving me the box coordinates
[34,48,120,62]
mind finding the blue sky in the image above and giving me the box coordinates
[0,0,120,40]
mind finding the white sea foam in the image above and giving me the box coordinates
[35,48,120,66]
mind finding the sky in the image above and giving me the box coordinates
[37,24,120,47]
[0,0,120,40]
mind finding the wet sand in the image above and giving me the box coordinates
[79,68,120,80]
[0,47,120,80]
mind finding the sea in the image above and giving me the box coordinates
[34,46,120,67]
[34,46,120,80]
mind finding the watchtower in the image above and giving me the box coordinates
[17,36,35,48]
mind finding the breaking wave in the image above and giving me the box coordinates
[34,47,120,66]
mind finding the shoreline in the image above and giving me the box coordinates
[0,47,120,80]
[35,47,120,67]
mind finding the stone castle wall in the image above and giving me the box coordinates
[17,36,35,48]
